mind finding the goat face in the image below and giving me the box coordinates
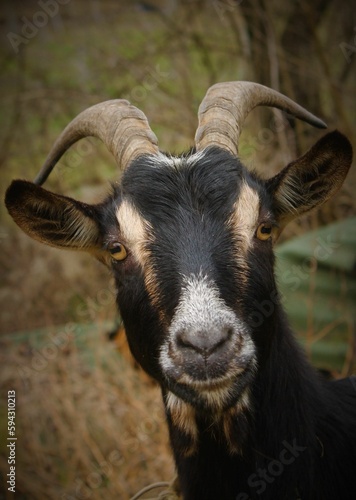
[115,149,269,413]
[5,83,352,421]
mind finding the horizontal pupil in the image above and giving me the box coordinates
[110,245,122,254]
[261,226,272,234]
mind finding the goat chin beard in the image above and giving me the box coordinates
[165,386,252,457]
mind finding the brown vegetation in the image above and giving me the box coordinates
[0,0,354,498]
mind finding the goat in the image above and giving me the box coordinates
[5,82,356,500]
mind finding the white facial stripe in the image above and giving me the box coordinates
[160,274,255,386]
[160,274,232,372]
[169,273,239,334]
[160,274,235,376]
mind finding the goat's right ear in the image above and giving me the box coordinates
[5,180,104,257]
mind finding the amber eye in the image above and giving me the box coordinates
[109,243,127,261]
[256,223,273,241]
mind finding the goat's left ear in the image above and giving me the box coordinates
[267,131,353,228]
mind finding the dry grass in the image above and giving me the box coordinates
[0,325,174,499]
[0,3,355,497]
[0,229,116,334]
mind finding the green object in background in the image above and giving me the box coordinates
[275,217,356,373]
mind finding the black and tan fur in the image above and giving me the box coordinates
[5,85,355,500]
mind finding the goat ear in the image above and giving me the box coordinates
[5,180,104,257]
[268,131,353,228]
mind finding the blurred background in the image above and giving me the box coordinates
[0,0,355,498]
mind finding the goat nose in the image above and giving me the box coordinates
[176,326,232,357]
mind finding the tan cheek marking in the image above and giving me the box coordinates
[116,201,162,308]
[144,267,163,313]
[116,201,150,264]
[227,182,260,293]
[166,392,198,456]
[230,181,260,252]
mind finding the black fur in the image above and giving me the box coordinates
[173,314,356,500]
[5,138,355,499]
[107,149,356,500]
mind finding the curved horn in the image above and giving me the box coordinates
[194,81,327,156]
[34,100,159,185]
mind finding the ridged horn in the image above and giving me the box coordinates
[34,100,159,185]
[194,81,327,156]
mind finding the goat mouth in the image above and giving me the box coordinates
[164,359,256,412]
[177,367,245,390]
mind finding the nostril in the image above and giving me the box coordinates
[176,329,195,350]
[226,327,234,340]
[215,336,228,352]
